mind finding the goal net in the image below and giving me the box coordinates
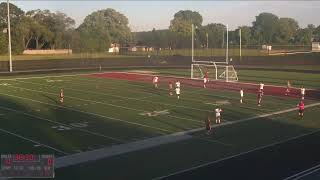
[191,62,238,82]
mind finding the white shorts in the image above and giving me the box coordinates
[204,78,208,83]
[175,89,180,95]
[216,114,220,118]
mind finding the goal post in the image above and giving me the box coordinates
[191,62,238,82]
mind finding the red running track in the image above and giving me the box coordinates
[87,72,320,100]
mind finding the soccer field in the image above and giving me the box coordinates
[0,70,319,179]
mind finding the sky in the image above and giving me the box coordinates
[4,1,320,31]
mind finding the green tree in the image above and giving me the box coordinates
[237,26,255,46]
[294,28,312,45]
[26,9,75,49]
[169,10,202,37]
[0,2,25,54]
[275,18,299,44]
[252,12,279,44]
[200,23,226,48]
[73,8,132,52]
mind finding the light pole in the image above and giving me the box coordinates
[226,24,228,64]
[192,23,194,62]
[7,0,12,72]
[239,28,242,60]
[206,33,208,50]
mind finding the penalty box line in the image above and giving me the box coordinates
[55,103,320,170]
[0,92,173,134]
[0,127,68,155]
[152,102,320,180]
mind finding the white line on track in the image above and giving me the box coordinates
[283,163,320,180]
[0,92,173,134]
[0,106,126,143]
[192,136,232,147]
[0,127,68,155]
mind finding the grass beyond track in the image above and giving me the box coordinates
[0,70,318,179]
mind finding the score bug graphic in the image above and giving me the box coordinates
[0,154,54,178]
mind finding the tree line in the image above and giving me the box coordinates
[0,2,319,54]
[136,10,320,49]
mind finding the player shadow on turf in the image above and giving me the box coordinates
[42,94,60,104]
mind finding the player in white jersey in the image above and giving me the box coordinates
[153,76,159,88]
[259,83,264,92]
[203,71,209,88]
[175,87,180,99]
[175,80,181,88]
[215,108,222,124]
[301,86,306,100]
[240,88,244,103]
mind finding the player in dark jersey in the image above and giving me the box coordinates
[257,89,263,106]
[205,115,212,135]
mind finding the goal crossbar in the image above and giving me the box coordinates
[191,63,238,82]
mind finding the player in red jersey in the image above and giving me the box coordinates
[60,89,64,103]
[257,89,263,106]
[205,115,212,135]
[297,100,305,119]
[203,71,209,88]
[153,76,159,88]
[168,81,173,96]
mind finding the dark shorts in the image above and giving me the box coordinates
[299,109,304,114]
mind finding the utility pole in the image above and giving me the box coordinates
[226,24,228,64]
[192,23,194,62]
[239,28,242,61]
[206,33,208,49]
[7,0,12,72]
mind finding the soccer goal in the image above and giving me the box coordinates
[191,62,238,82]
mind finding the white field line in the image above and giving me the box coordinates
[0,92,172,134]
[6,85,204,125]
[193,136,233,147]
[0,127,68,155]
[166,115,203,124]
[110,94,154,103]
[8,83,211,113]
[283,163,320,180]
[0,70,316,91]
[12,74,296,112]
[0,72,108,81]
[56,102,320,170]
[15,77,294,115]
[0,106,126,143]
[153,129,320,180]
[12,79,299,124]
[119,71,317,91]
[57,75,296,107]
[14,78,214,110]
